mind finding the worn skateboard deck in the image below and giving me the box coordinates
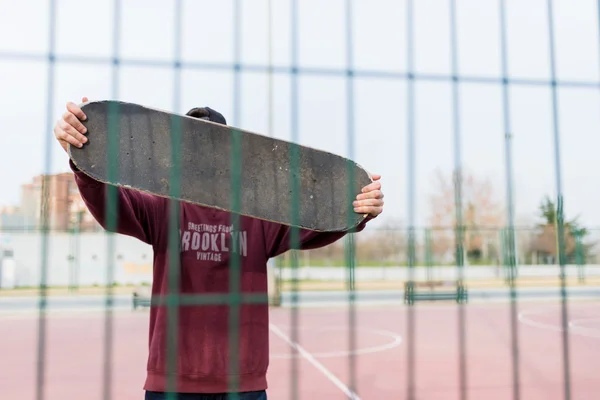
[68,100,373,232]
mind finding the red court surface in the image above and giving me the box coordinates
[1,300,599,399]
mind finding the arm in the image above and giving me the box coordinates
[70,160,164,244]
[264,176,384,258]
[263,215,374,258]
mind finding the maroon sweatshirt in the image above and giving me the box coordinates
[70,160,372,393]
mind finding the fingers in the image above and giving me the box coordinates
[82,96,89,103]
[63,110,87,133]
[361,180,381,194]
[356,189,383,201]
[58,118,88,145]
[353,205,383,216]
[67,101,87,122]
[356,174,384,217]
[54,124,84,149]
[354,198,383,207]
[353,197,384,214]
[54,99,90,152]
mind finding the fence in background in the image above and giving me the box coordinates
[1,1,600,399]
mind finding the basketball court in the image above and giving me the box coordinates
[1,297,598,399]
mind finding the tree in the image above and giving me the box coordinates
[275,218,407,267]
[305,217,406,265]
[355,218,406,263]
[530,196,595,264]
[428,168,504,263]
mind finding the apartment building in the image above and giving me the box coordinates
[1,173,100,232]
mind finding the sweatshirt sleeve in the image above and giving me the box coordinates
[70,160,166,245]
[263,215,374,259]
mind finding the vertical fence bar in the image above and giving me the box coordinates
[405,0,417,398]
[267,0,274,139]
[266,0,282,305]
[449,1,468,398]
[36,1,57,399]
[546,1,572,398]
[592,0,600,285]
[499,227,506,278]
[165,1,184,398]
[102,1,122,398]
[425,229,433,282]
[289,1,301,398]
[103,100,119,400]
[68,194,76,292]
[575,232,584,283]
[228,0,243,398]
[598,0,600,83]
[344,0,358,396]
[69,211,82,292]
[499,2,521,398]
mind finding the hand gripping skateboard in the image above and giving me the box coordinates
[68,101,373,232]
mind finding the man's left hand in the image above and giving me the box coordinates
[354,175,384,217]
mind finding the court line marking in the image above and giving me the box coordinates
[270,326,402,360]
[569,317,600,328]
[518,308,600,339]
[269,323,360,400]
[568,317,600,337]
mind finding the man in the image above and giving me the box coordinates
[54,97,384,400]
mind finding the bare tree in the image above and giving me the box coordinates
[355,217,406,264]
[428,168,504,263]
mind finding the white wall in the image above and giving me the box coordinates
[0,231,598,288]
[0,232,153,287]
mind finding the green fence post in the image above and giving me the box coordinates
[425,228,433,282]
[575,231,585,284]
[499,227,507,284]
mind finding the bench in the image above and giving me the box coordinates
[403,280,468,305]
[132,286,151,309]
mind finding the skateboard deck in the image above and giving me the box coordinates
[68,100,373,232]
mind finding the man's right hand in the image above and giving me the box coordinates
[54,97,89,152]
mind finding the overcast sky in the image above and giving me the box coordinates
[0,0,599,233]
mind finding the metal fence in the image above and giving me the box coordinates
[1,1,600,400]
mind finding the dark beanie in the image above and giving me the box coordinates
[186,107,227,125]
